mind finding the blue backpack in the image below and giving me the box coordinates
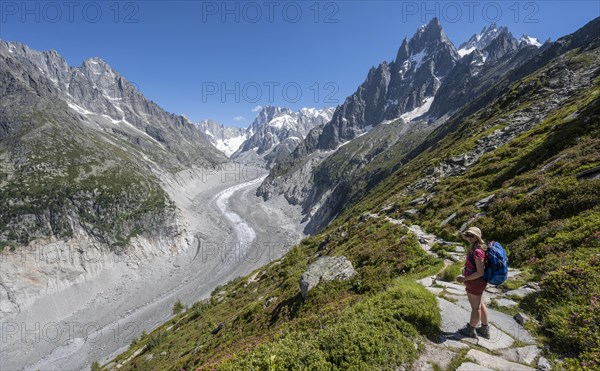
[468,241,509,285]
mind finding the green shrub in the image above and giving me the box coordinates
[536,256,600,363]
[146,331,166,350]
[436,262,463,282]
[223,278,439,370]
[172,299,186,315]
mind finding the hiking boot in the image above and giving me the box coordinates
[476,324,490,339]
[458,323,477,338]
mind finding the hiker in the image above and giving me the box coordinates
[455,226,490,339]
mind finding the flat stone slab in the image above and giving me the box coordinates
[455,299,536,344]
[426,286,444,295]
[495,298,518,308]
[457,362,494,371]
[485,286,501,294]
[444,286,467,296]
[506,287,537,298]
[453,295,492,310]
[435,281,466,292]
[437,297,470,334]
[466,349,536,371]
[461,325,515,351]
[507,268,522,278]
[412,343,457,371]
[417,276,434,287]
[438,335,470,349]
[500,345,542,366]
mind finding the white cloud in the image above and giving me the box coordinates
[233,116,246,122]
[251,105,263,112]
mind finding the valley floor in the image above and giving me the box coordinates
[1,166,305,371]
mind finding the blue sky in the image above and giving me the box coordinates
[1,1,598,127]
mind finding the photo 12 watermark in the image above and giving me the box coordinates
[0,1,141,24]
[199,162,266,183]
[400,1,540,24]
[201,81,339,105]
[0,237,292,266]
[0,320,139,345]
[200,1,340,24]
[197,239,292,264]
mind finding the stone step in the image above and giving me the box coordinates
[457,362,494,371]
[438,297,471,334]
[437,298,516,351]
[454,298,536,344]
[461,324,515,351]
[417,276,434,287]
[435,280,466,292]
[499,345,542,366]
[466,349,536,371]
[505,287,537,298]
[495,298,518,308]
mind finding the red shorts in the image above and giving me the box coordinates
[465,277,487,295]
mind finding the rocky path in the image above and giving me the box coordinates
[380,213,550,370]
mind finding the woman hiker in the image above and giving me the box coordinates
[455,226,490,339]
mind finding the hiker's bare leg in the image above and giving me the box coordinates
[467,292,481,327]
[480,299,489,326]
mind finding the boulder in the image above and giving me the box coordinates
[475,194,495,209]
[538,356,551,371]
[417,276,434,287]
[514,312,530,325]
[300,256,356,299]
[440,212,457,227]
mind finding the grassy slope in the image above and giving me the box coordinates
[104,47,600,370]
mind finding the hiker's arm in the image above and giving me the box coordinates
[462,257,485,281]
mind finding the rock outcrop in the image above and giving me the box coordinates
[299,256,356,299]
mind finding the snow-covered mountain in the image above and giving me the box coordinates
[458,23,541,57]
[0,40,226,170]
[195,120,247,157]
[198,106,334,165]
[257,17,548,232]
[519,34,542,47]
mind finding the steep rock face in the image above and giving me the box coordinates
[310,17,459,152]
[458,23,511,56]
[428,29,539,118]
[0,41,227,170]
[257,18,461,222]
[299,256,356,299]
[258,18,596,236]
[0,41,224,316]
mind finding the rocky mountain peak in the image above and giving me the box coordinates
[458,22,511,57]
[396,17,450,63]
[518,34,542,47]
[481,30,519,61]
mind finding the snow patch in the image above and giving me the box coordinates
[400,97,434,122]
[215,135,247,157]
[67,102,94,116]
[410,50,428,69]
[269,115,295,129]
[458,47,476,57]
[520,35,541,47]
